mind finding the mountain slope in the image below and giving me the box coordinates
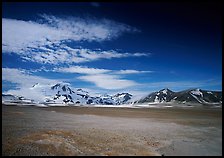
[3,83,133,105]
[2,85,222,106]
[2,94,34,104]
[137,88,174,103]
[137,88,222,105]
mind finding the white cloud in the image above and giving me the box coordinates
[132,53,150,57]
[2,16,148,64]
[2,15,138,53]
[40,14,139,41]
[54,66,152,89]
[115,69,153,74]
[2,18,59,53]
[77,74,139,90]
[2,67,141,99]
[2,68,63,101]
[18,46,149,64]
[56,66,111,74]
[55,65,153,75]
[2,68,59,87]
[2,67,146,93]
[53,66,153,75]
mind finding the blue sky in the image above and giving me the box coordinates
[2,2,222,97]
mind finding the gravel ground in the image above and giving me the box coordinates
[2,105,222,156]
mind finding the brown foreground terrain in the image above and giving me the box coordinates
[2,104,222,156]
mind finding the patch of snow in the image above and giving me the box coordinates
[148,102,158,105]
[133,104,151,108]
[161,89,167,95]
[35,104,48,107]
[190,89,203,97]
[190,93,203,103]
[164,105,173,107]
[91,104,133,108]
[147,105,158,108]
[154,96,159,103]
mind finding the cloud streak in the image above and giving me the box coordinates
[78,74,139,90]
[2,68,63,101]
[115,69,153,74]
[56,66,111,74]
[3,66,151,92]
[55,66,153,89]
[2,15,144,64]
[2,68,59,87]
[25,47,149,64]
[55,65,152,75]
[39,14,139,42]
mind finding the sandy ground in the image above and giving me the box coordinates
[2,105,222,156]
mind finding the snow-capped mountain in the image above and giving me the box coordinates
[136,88,222,105]
[2,94,17,102]
[2,94,34,104]
[172,88,222,104]
[136,88,174,103]
[113,93,133,104]
[2,85,222,106]
[49,83,133,105]
[3,83,133,105]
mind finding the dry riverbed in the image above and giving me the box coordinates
[2,104,222,156]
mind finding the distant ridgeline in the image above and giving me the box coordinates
[136,88,222,105]
[2,83,222,106]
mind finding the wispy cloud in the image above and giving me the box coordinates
[55,65,151,89]
[3,68,220,100]
[3,15,137,49]
[2,16,147,64]
[3,66,151,92]
[2,67,141,98]
[115,69,153,74]
[2,68,59,87]
[39,14,139,41]
[78,74,139,90]
[31,47,149,64]
[55,65,152,75]
[56,66,111,74]
[2,68,63,101]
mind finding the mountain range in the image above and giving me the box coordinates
[136,88,222,105]
[2,83,133,105]
[2,83,222,106]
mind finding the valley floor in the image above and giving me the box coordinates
[2,104,222,156]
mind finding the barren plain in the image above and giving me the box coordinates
[2,104,222,156]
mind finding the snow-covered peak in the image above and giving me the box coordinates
[207,91,213,94]
[190,89,203,97]
[51,83,70,90]
[51,83,73,94]
[100,93,111,98]
[159,88,172,93]
[161,89,168,94]
[76,88,88,94]
[114,93,132,98]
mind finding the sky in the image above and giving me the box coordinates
[2,2,222,98]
